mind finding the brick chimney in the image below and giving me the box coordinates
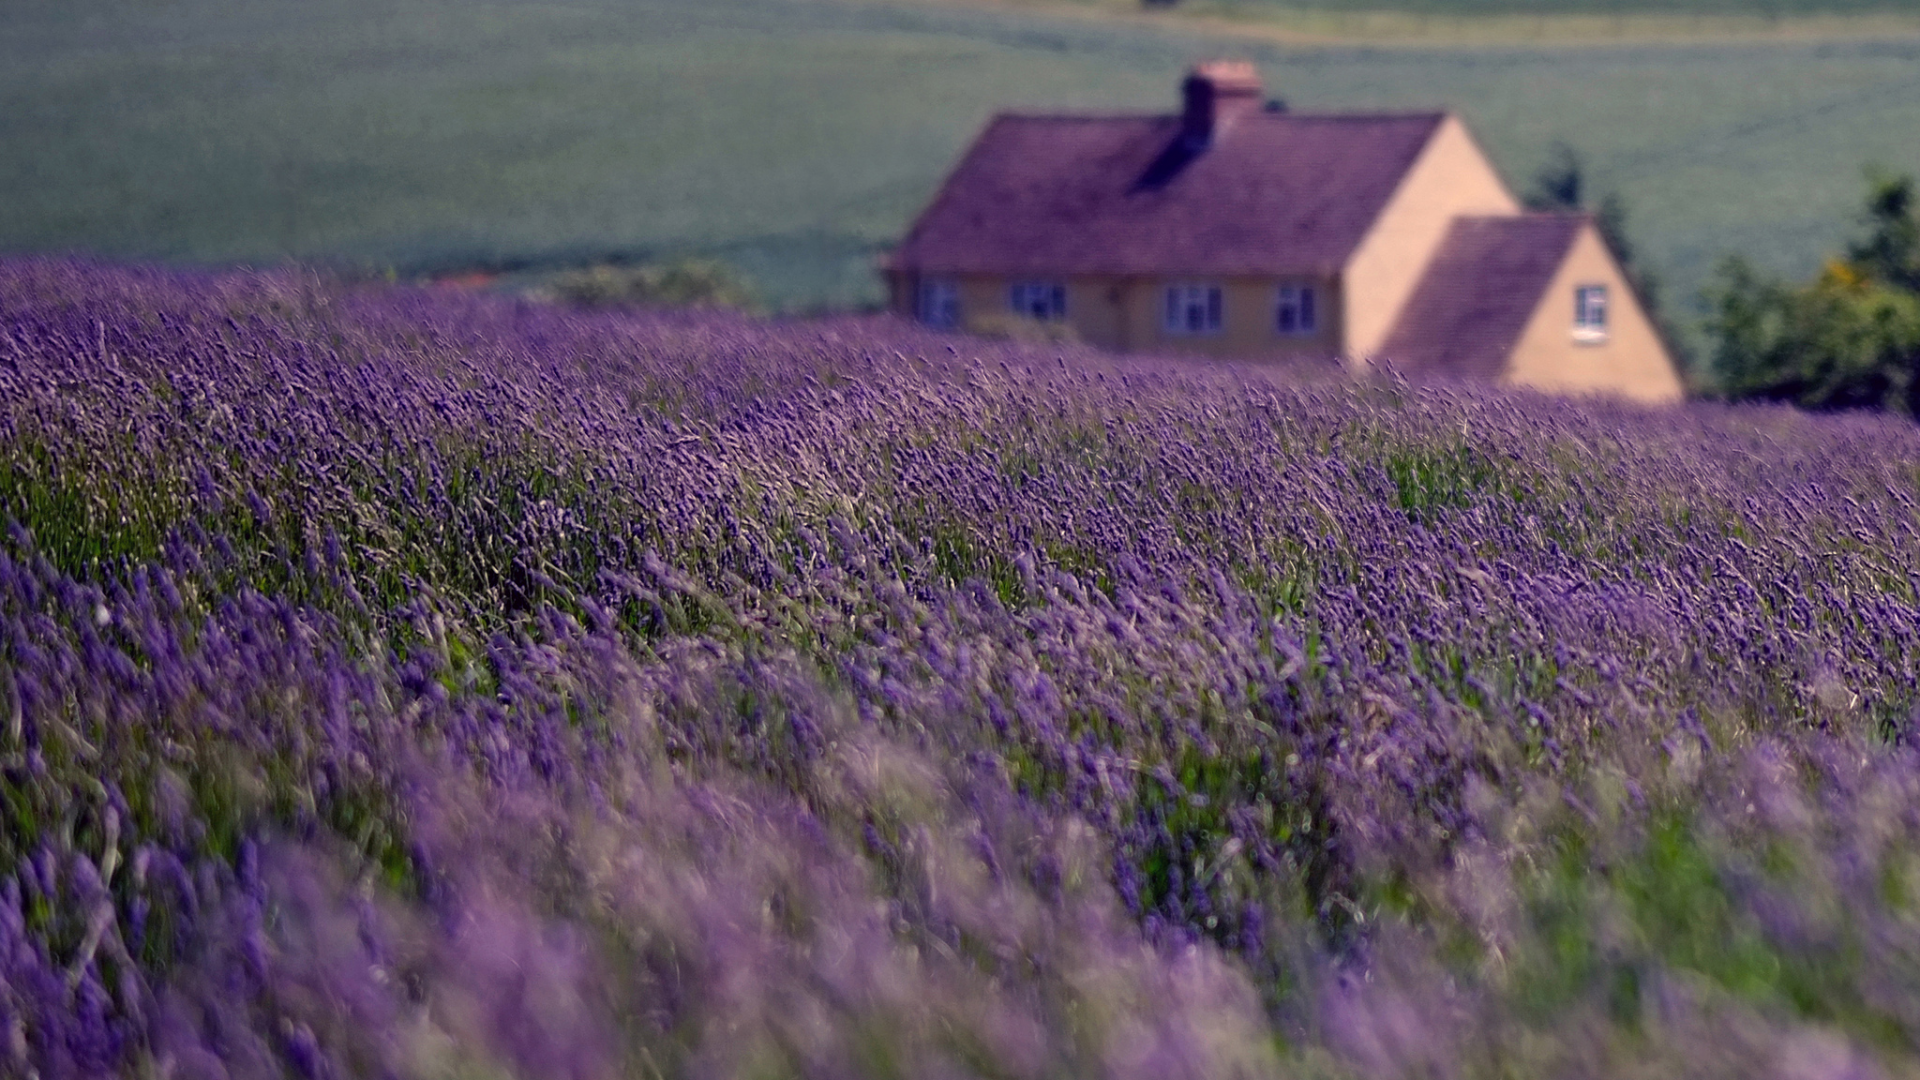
[1181,61,1262,149]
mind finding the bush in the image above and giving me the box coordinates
[1710,172,1920,415]
[965,311,1082,345]
[547,256,757,311]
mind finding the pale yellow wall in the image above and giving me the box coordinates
[1065,279,1131,351]
[890,274,1125,346]
[885,271,993,323]
[898,273,1339,361]
[954,275,1010,325]
[1342,114,1519,363]
[960,276,1128,347]
[1501,225,1683,404]
[1133,276,1339,360]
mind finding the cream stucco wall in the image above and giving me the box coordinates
[890,273,1125,346]
[954,275,1012,326]
[1342,115,1519,363]
[894,272,1339,361]
[1501,225,1684,404]
[1066,279,1132,351]
[963,276,1127,348]
[1132,276,1339,361]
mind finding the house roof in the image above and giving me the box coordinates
[1377,214,1589,377]
[889,111,1450,277]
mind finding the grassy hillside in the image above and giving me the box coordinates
[8,258,1920,1077]
[1157,0,1917,15]
[1016,0,1920,46]
[4,0,1919,321]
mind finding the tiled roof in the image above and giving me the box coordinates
[890,111,1448,277]
[1377,214,1587,378]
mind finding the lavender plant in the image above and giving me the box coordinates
[4,256,1920,1078]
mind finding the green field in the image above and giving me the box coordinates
[1026,0,1920,45]
[5,0,1920,325]
[1212,0,1914,10]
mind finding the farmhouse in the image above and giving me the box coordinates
[884,62,1682,403]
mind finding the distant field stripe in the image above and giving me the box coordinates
[922,0,1920,46]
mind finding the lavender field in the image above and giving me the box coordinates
[4,258,1920,1078]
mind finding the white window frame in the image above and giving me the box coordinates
[1009,281,1068,322]
[1163,282,1224,336]
[918,278,961,329]
[1275,284,1317,336]
[1573,283,1609,344]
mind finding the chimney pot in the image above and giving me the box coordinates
[1182,61,1263,148]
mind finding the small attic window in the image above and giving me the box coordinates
[919,279,960,329]
[1010,281,1067,321]
[1573,284,1608,344]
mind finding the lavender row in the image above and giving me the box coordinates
[4,257,1920,1077]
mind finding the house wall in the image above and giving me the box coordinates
[1502,225,1684,404]
[953,275,1013,327]
[890,273,1114,341]
[956,275,1135,349]
[1342,114,1519,363]
[896,272,1341,361]
[1065,278,1135,350]
[1123,276,1340,361]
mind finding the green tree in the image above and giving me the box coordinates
[1847,172,1920,292]
[1524,142,1588,214]
[1709,172,1920,416]
[550,257,758,311]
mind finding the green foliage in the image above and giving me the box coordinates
[1523,142,1589,215]
[1381,440,1507,522]
[964,311,1082,346]
[1848,171,1920,293]
[1219,0,1911,12]
[548,258,758,312]
[1709,173,1920,416]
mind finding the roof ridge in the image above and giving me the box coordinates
[986,109,1451,122]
